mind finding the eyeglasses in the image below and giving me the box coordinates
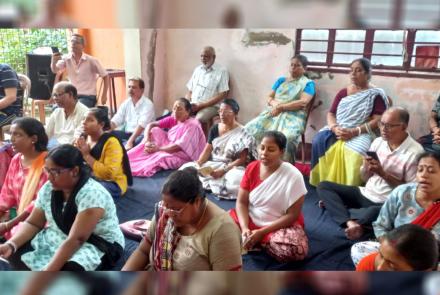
[378,122,402,130]
[52,92,66,98]
[44,167,71,178]
[218,109,235,115]
[158,201,189,217]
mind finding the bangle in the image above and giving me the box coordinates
[357,126,362,136]
[5,241,17,254]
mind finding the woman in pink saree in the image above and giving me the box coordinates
[128,98,205,177]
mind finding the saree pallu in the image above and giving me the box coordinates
[245,76,312,162]
[181,125,257,199]
[310,88,389,187]
[128,118,205,177]
[229,209,308,262]
[0,144,13,189]
[150,202,181,271]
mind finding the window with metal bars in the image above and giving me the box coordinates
[295,29,440,79]
[0,28,68,74]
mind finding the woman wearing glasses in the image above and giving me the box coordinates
[245,55,316,163]
[0,118,48,240]
[180,99,257,199]
[0,145,124,270]
[310,58,390,187]
[122,168,242,271]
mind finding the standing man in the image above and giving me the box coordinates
[51,33,109,108]
[0,64,20,128]
[186,46,229,133]
[110,77,155,150]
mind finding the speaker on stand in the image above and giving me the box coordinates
[26,50,56,124]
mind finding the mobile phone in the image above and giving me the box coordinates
[51,46,59,53]
[366,151,379,161]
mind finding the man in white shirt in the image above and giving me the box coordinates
[186,46,229,133]
[317,107,424,240]
[46,82,88,148]
[110,77,155,150]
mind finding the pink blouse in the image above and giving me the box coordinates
[0,153,48,214]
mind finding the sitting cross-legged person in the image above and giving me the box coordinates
[351,151,440,266]
[180,98,257,199]
[317,107,423,240]
[128,97,205,177]
[0,118,48,240]
[356,224,438,271]
[229,131,308,262]
[75,107,132,199]
[122,168,242,271]
[0,145,124,270]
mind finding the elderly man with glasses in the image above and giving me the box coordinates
[185,46,229,134]
[45,81,88,148]
[316,107,424,240]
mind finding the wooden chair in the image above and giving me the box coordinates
[297,93,320,163]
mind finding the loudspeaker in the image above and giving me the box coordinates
[26,53,55,100]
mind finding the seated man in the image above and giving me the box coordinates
[0,64,20,128]
[186,46,229,134]
[317,107,423,240]
[45,82,88,148]
[110,77,155,150]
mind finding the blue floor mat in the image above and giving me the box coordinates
[115,172,356,270]
[0,170,355,271]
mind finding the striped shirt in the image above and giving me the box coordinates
[0,63,20,115]
[359,134,424,203]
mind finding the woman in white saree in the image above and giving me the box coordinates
[181,99,257,199]
[229,131,309,262]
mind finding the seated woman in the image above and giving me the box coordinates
[0,117,48,240]
[245,55,315,163]
[310,58,389,186]
[0,145,124,270]
[356,224,438,271]
[0,142,13,191]
[122,168,242,271]
[419,94,440,155]
[351,151,440,266]
[128,98,205,177]
[75,107,132,199]
[180,98,257,199]
[229,131,308,262]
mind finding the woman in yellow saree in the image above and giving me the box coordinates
[310,58,389,186]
